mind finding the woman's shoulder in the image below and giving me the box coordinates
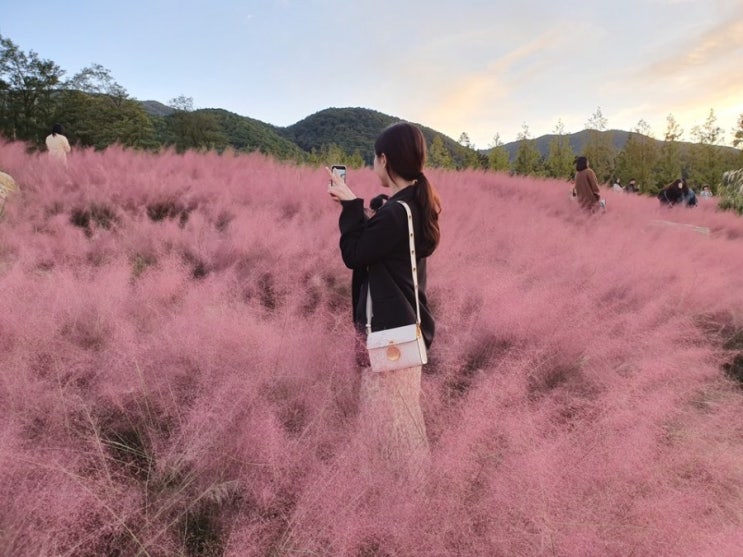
[372,199,406,223]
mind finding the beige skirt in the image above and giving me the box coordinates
[356,365,429,478]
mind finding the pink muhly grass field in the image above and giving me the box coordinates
[1,140,743,556]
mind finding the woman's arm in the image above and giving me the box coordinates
[338,200,405,269]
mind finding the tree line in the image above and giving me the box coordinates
[2,34,742,210]
[442,107,743,197]
[0,36,299,158]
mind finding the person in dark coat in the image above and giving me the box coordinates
[325,122,442,472]
[658,179,685,205]
[327,123,441,350]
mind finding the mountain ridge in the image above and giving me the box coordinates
[139,101,738,162]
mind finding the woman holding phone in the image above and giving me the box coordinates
[326,122,442,473]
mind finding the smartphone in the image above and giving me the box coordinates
[330,165,347,183]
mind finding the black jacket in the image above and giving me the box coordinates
[338,186,435,348]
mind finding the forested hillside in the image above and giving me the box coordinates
[1,33,742,205]
[278,107,468,165]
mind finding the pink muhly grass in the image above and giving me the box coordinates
[1,141,743,555]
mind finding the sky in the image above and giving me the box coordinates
[2,0,742,147]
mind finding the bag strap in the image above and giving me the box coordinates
[366,200,422,334]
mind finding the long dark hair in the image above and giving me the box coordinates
[52,123,63,136]
[575,156,588,171]
[374,122,442,256]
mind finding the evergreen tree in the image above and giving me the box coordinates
[545,119,575,180]
[657,113,684,189]
[734,114,743,149]
[307,143,349,167]
[487,133,510,172]
[512,124,542,176]
[614,119,659,194]
[428,134,454,169]
[457,131,481,169]
[348,149,365,169]
[688,109,725,189]
[582,107,614,184]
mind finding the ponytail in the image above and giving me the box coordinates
[415,172,441,257]
[373,122,441,255]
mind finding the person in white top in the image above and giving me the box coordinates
[0,169,18,217]
[45,123,71,162]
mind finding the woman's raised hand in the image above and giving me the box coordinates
[325,167,357,202]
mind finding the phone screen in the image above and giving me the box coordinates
[331,165,347,182]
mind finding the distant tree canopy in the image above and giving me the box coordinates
[583,107,615,183]
[489,108,741,202]
[512,124,543,177]
[487,134,510,173]
[545,120,575,181]
[614,121,659,194]
[0,35,482,167]
[0,35,158,150]
[0,34,65,144]
[429,135,455,169]
[1,32,741,207]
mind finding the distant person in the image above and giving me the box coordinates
[0,169,18,217]
[661,178,697,207]
[625,178,639,193]
[681,181,697,207]
[45,123,71,163]
[699,185,713,199]
[573,156,601,212]
[612,177,623,192]
[657,178,683,205]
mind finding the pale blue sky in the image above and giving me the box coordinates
[2,0,742,146]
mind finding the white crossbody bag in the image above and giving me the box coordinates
[365,201,428,372]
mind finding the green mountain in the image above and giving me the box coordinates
[279,107,396,156]
[278,107,465,164]
[499,129,739,160]
[140,102,467,164]
[138,102,739,170]
[201,108,305,158]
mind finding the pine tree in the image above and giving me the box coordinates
[458,131,481,169]
[428,135,454,169]
[512,124,542,176]
[734,114,743,149]
[582,107,615,184]
[348,149,365,169]
[307,143,349,167]
[657,113,684,190]
[545,119,575,180]
[614,120,659,194]
[688,109,724,189]
[487,133,510,172]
